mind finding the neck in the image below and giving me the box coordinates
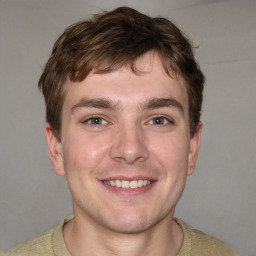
[63,213,183,256]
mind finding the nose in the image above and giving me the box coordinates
[110,122,149,164]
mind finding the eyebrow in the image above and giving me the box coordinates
[71,97,184,115]
[142,98,184,115]
[71,98,119,112]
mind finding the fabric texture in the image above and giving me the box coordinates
[1,217,242,256]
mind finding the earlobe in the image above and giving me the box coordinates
[187,122,202,176]
[45,123,65,176]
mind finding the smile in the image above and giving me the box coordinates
[103,180,153,189]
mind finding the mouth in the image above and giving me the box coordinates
[102,179,153,189]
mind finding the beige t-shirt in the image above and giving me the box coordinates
[1,217,242,256]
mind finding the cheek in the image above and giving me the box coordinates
[62,132,111,173]
[151,133,190,169]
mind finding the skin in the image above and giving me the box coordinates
[46,52,202,256]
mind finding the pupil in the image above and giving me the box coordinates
[155,118,162,124]
[93,118,100,124]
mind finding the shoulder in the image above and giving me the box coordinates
[190,228,242,256]
[1,229,54,256]
[0,216,73,256]
[175,218,242,256]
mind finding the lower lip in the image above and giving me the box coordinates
[101,182,156,197]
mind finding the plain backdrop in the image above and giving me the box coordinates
[0,0,255,255]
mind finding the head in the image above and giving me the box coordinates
[38,7,204,140]
[39,7,205,235]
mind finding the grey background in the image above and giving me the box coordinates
[0,0,255,255]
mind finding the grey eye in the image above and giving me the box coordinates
[86,117,107,125]
[152,117,168,125]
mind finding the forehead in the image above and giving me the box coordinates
[63,52,188,112]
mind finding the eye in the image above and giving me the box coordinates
[83,117,107,125]
[149,116,173,125]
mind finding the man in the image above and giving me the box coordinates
[1,7,241,256]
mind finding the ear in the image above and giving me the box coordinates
[187,122,202,176]
[45,123,65,176]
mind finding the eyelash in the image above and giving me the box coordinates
[148,116,174,126]
[82,116,108,125]
[82,115,174,126]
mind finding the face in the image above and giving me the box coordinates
[46,52,201,234]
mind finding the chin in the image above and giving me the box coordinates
[107,220,152,234]
[102,210,169,234]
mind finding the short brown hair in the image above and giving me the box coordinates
[38,7,205,138]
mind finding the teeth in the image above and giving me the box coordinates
[103,179,152,189]
[129,180,138,189]
[122,180,130,188]
[138,180,143,187]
